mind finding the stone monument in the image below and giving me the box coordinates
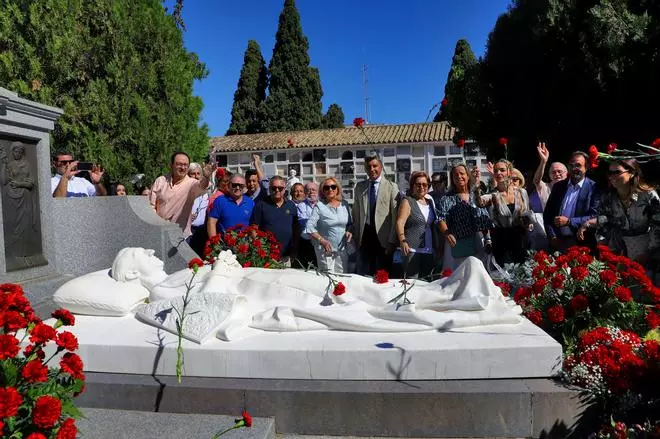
[0,87,62,281]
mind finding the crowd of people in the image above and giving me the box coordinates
[50,146,660,284]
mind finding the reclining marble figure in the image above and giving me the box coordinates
[55,247,523,343]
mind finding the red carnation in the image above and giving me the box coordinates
[613,286,632,302]
[570,294,589,312]
[526,310,543,325]
[24,344,45,360]
[242,262,252,268]
[493,281,511,296]
[26,433,47,439]
[646,312,660,329]
[374,269,389,284]
[30,323,57,345]
[32,395,62,429]
[513,287,532,305]
[56,331,79,352]
[551,273,565,290]
[607,143,618,153]
[21,360,49,383]
[651,138,660,148]
[237,244,249,255]
[599,269,618,287]
[570,266,589,281]
[441,268,453,278]
[51,309,75,326]
[0,386,22,418]
[441,97,448,107]
[56,418,78,439]
[333,282,346,296]
[499,137,508,146]
[547,305,565,324]
[532,278,548,295]
[287,138,294,146]
[188,258,204,270]
[4,310,27,332]
[241,410,252,427]
[589,158,599,169]
[456,139,465,148]
[60,353,85,380]
[532,266,545,279]
[576,253,593,266]
[353,117,365,128]
[588,144,599,158]
[0,334,20,360]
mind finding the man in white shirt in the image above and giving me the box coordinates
[51,151,106,197]
[544,151,600,251]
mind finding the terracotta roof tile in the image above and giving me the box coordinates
[209,122,457,152]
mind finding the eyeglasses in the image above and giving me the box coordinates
[57,160,74,165]
[323,184,338,191]
[271,186,285,192]
[607,170,628,176]
[413,183,428,188]
[231,183,245,189]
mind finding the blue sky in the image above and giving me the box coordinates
[170,0,512,136]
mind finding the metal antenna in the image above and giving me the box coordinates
[362,64,371,123]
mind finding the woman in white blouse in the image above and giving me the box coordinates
[304,177,353,273]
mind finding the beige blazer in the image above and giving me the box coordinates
[352,177,400,249]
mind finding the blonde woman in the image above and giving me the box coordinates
[304,177,353,273]
[477,159,534,265]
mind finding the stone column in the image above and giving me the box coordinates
[0,87,63,282]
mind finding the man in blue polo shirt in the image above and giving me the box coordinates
[207,175,254,237]
[250,175,299,262]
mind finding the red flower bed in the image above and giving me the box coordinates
[205,225,283,269]
[0,283,83,437]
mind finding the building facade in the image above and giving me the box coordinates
[209,122,488,203]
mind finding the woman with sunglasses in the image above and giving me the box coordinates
[578,159,659,269]
[477,159,534,265]
[304,177,353,273]
[394,171,439,279]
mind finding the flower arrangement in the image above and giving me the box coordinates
[0,283,84,438]
[205,225,283,269]
[589,419,660,438]
[511,246,658,352]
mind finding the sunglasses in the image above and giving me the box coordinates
[413,183,428,188]
[323,184,338,191]
[231,183,245,189]
[270,186,285,192]
[607,170,628,176]
[57,160,74,165]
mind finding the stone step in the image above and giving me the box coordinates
[77,407,275,439]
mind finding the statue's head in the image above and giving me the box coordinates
[289,169,297,177]
[111,248,166,282]
[11,142,25,160]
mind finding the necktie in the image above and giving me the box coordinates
[369,180,377,225]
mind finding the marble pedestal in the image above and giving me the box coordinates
[61,314,562,380]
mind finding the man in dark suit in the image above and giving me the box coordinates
[544,151,601,252]
[352,153,400,275]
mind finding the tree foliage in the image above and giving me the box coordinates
[258,0,324,132]
[446,0,660,172]
[323,103,345,128]
[226,40,268,135]
[434,39,477,126]
[0,0,208,188]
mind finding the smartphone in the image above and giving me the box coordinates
[77,162,93,172]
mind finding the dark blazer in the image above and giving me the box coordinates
[544,177,601,239]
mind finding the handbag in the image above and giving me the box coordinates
[451,236,477,259]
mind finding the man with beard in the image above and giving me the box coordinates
[544,151,600,252]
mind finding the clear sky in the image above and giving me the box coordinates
[170,0,512,136]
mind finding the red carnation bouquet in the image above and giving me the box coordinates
[0,283,84,438]
[512,246,658,352]
[205,224,283,269]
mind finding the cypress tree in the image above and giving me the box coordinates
[226,40,268,135]
[323,103,345,128]
[434,39,477,125]
[259,0,323,132]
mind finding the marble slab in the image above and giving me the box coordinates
[53,315,562,380]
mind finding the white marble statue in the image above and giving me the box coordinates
[55,247,523,342]
[285,168,300,194]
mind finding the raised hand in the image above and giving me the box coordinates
[63,161,80,180]
[252,153,261,165]
[471,166,481,182]
[202,162,217,179]
[90,164,104,184]
[486,162,494,175]
[537,142,549,162]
